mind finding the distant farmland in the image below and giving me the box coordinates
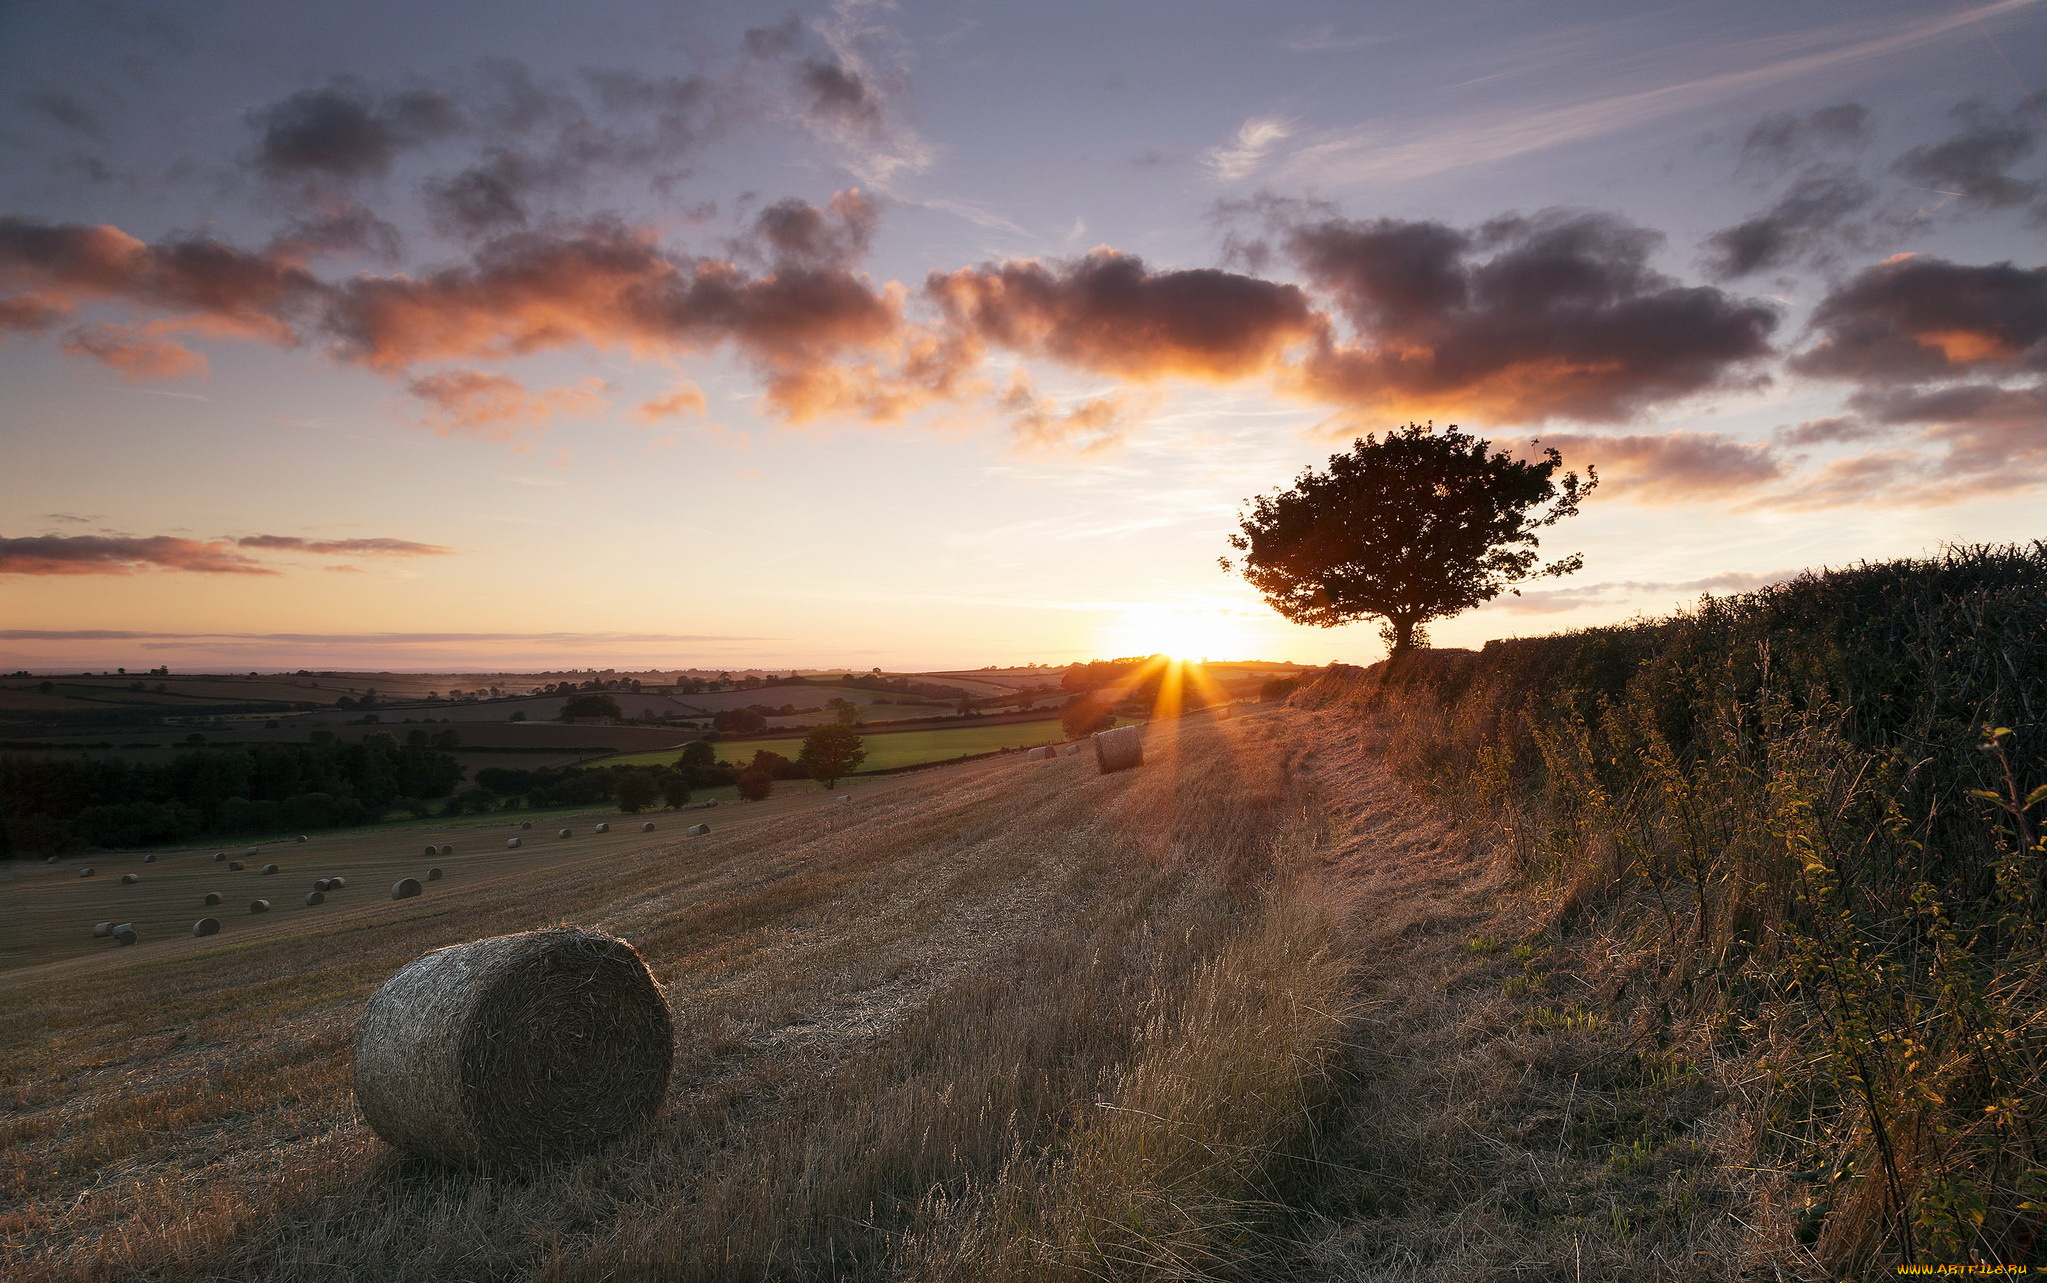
[600,716,1072,773]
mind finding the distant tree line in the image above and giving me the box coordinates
[1,733,465,856]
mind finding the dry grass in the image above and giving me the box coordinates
[3,701,1789,1280]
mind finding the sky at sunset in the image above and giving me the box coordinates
[4,0,2046,672]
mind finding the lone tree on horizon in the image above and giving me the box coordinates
[799,721,867,789]
[1224,423,1596,661]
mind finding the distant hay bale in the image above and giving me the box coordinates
[1214,705,1235,721]
[93,922,114,938]
[245,847,259,857]
[328,876,347,889]
[1062,743,1080,756]
[204,892,223,906]
[261,863,279,875]
[213,852,227,862]
[595,823,609,833]
[1093,725,1144,774]
[307,891,326,906]
[143,853,157,863]
[424,846,437,857]
[558,828,572,839]
[297,835,309,843]
[46,855,58,864]
[520,821,532,830]
[79,867,94,878]
[1025,745,1053,761]
[439,844,453,856]
[839,794,851,804]
[393,878,422,900]
[427,868,443,882]
[641,822,655,832]
[351,927,673,1168]
[704,799,717,808]
[121,873,140,885]
[315,878,331,892]
[686,823,709,837]
[507,837,522,849]
[249,899,270,914]
[194,918,220,937]
[114,925,137,946]
[229,861,244,871]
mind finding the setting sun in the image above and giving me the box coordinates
[1100,605,1262,661]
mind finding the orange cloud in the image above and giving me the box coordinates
[630,382,707,423]
[234,535,453,556]
[0,535,275,575]
[59,322,208,382]
[403,368,609,440]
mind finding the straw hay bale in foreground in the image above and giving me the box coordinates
[393,878,422,900]
[686,823,709,837]
[194,918,220,937]
[1093,724,1144,774]
[507,837,522,849]
[351,927,673,1167]
[92,922,113,938]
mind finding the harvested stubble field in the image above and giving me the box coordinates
[1,704,1772,1281]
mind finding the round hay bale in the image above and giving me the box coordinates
[79,867,94,878]
[121,873,140,885]
[1213,705,1235,721]
[314,878,331,892]
[328,876,346,889]
[641,822,655,832]
[507,837,523,849]
[1062,743,1080,756]
[46,855,59,864]
[520,821,532,830]
[439,844,453,856]
[194,918,220,937]
[229,861,245,871]
[703,799,718,808]
[351,927,673,1167]
[557,828,572,839]
[393,878,422,900]
[143,853,157,863]
[424,846,437,857]
[213,852,227,862]
[93,921,114,938]
[1025,745,1053,762]
[204,891,223,906]
[114,925,137,946]
[261,863,279,875]
[594,823,609,834]
[839,794,851,804]
[296,834,309,843]
[426,868,443,882]
[685,823,709,837]
[1092,725,1144,774]
[249,899,270,914]
[245,847,260,857]
[306,890,326,906]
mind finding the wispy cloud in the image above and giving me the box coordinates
[1274,0,2046,187]
[1202,116,1296,182]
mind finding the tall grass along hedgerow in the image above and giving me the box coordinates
[1304,543,2047,1272]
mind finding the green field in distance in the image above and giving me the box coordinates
[598,716,1073,773]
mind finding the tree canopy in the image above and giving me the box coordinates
[1225,423,1595,657]
[799,722,866,789]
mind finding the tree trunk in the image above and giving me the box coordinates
[1387,615,1419,660]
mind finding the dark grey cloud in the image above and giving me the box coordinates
[1282,210,1779,421]
[751,189,878,269]
[251,81,461,181]
[1792,254,2047,385]
[21,89,103,137]
[1893,102,2039,210]
[1772,415,1886,446]
[743,14,805,60]
[799,59,880,130]
[1702,169,1875,279]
